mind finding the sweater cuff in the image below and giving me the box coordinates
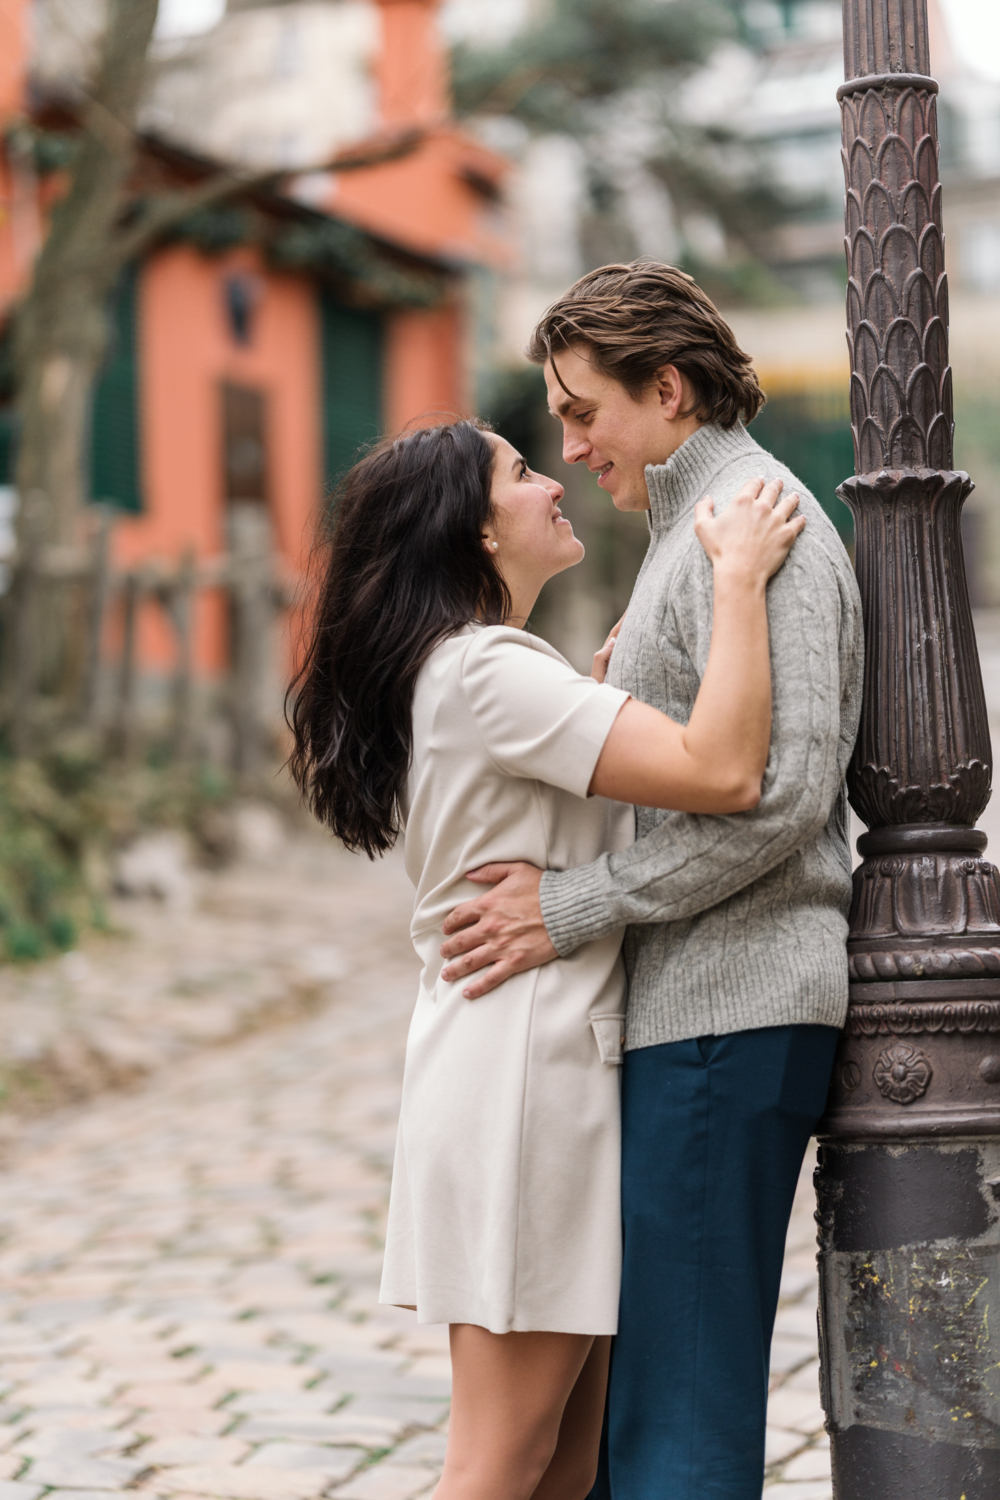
[540,859,620,957]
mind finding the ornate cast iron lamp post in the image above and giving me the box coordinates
[816,2,1000,1494]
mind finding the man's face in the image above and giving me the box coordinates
[543,344,700,512]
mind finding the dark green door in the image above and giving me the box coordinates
[319,292,384,490]
[90,263,143,511]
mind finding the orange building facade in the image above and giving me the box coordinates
[0,0,510,679]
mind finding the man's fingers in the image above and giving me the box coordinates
[441,943,495,983]
[461,959,518,1000]
[441,901,482,936]
[465,863,518,884]
[440,923,491,960]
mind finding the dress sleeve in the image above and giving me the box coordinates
[460,630,629,799]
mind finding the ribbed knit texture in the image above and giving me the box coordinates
[539,422,864,1049]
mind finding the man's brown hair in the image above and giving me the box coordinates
[526,261,765,429]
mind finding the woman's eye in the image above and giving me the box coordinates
[519,462,529,479]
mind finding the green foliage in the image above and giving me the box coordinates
[2,123,80,179]
[0,750,237,964]
[453,0,733,132]
[154,204,444,309]
[454,0,815,300]
[481,365,550,472]
[270,220,444,308]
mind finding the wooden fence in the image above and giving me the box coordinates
[1,500,295,776]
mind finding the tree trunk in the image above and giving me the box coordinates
[13,0,160,551]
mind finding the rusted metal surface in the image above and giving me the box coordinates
[818,2,1000,1493]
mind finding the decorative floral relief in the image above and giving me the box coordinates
[872,1043,933,1103]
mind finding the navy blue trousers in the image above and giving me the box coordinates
[589,1023,839,1500]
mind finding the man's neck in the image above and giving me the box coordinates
[653,415,707,468]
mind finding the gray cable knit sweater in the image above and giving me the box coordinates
[539,421,864,1050]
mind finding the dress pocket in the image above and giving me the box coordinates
[591,1014,626,1066]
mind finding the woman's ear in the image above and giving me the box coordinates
[483,536,499,552]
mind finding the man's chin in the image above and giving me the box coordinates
[611,486,651,514]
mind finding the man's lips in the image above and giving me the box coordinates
[592,461,614,489]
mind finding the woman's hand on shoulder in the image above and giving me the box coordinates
[591,613,626,683]
[694,477,805,589]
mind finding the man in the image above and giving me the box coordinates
[439,262,863,1497]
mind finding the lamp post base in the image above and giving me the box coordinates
[816,1122,1000,1497]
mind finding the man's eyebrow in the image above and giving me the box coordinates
[549,392,579,418]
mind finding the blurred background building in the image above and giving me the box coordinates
[1,0,999,683]
[0,0,510,695]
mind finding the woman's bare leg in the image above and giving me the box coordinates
[531,1335,611,1500]
[435,1324,596,1500]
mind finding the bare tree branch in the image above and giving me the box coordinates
[113,128,430,264]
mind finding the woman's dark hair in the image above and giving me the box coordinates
[288,419,509,858]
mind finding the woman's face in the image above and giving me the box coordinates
[486,435,584,600]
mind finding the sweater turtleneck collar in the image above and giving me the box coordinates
[644,421,758,536]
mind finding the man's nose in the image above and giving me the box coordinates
[563,432,589,465]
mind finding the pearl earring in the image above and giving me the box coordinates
[490,542,499,551]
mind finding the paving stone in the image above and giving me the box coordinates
[44,1493,147,1500]
[201,1362,321,1395]
[121,1384,224,1411]
[14,1428,137,1459]
[0,1487,44,1500]
[765,1426,805,1466]
[766,1387,827,1435]
[138,1436,251,1466]
[763,1484,832,1498]
[223,1391,339,1417]
[156,1467,332,1499]
[781,1444,832,1482]
[21,1455,146,1488]
[387,1431,449,1467]
[232,1415,390,1447]
[130,1409,233,1439]
[244,1442,365,1478]
[334,1464,437,1500]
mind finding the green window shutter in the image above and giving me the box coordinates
[90,263,143,512]
[319,292,384,490]
[750,389,855,541]
[0,408,16,485]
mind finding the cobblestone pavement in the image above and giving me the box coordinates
[0,836,830,1498]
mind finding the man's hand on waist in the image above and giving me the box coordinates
[440,862,556,998]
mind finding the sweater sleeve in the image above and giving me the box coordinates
[539,537,856,956]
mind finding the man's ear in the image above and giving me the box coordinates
[655,364,687,421]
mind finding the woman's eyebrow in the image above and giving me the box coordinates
[511,454,525,473]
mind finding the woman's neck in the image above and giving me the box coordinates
[503,578,540,629]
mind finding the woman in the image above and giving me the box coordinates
[289,419,802,1500]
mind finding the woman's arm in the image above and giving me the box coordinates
[589,477,804,814]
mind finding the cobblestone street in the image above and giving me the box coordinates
[0,833,831,1498]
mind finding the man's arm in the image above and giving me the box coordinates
[441,534,860,996]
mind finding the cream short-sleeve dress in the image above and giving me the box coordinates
[378,624,635,1336]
